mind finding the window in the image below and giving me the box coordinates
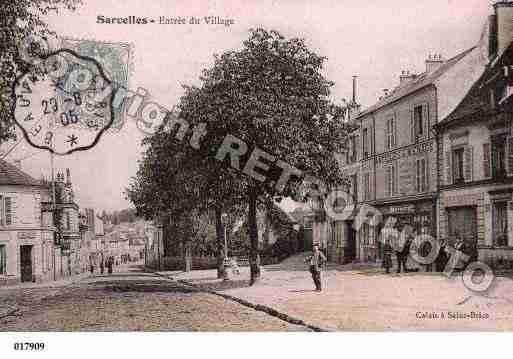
[349,136,357,163]
[414,214,431,235]
[362,128,369,158]
[414,105,424,139]
[66,212,71,230]
[386,164,397,197]
[416,158,427,192]
[0,196,12,226]
[351,174,358,202]
[0,245,5,274]
[386,117,396,149]
[363,173,371,201]
[491,135,507,178]
[452,148,464,183]
[493,201,508,246]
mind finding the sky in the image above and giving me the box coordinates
[1,0,492,213]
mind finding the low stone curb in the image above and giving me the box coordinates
[154,272,330,332]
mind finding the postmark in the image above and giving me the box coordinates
[12,48,116,155]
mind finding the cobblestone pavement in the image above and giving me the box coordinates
[161,263,513,331]
[0,265,308,331]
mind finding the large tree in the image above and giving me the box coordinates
[177,29,349,284]
[1,0,80,144]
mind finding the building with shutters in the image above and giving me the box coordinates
[436,2,513,265]
[0,159,56,285]
[325,3,511,264]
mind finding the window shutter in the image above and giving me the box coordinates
[348,138,353,162]
[5,197,12,225]
[410,109,415,143]
[354,136,359,161]
[385,167,390,197]
[371,124,375,154]
[463,146,473,182]
[483,143,491,179]
[507,136,513,176]
[393,118,397,147]
[423,104,430,137]
[371,173,375,200]
[393,163,398,195]
[415,160,420,192]
[445,151,452,185]
[424,157,429,191]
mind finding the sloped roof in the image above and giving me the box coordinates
[0,159,42,187]
[357,48,475,118]
[439,42,513,126]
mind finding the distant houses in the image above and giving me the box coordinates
[0,159,147,286]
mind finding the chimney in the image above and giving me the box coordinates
[425,54,443,73]
[352,75,358,104]
[399,70,416,84]
[66,168,71,185]
[494,1,513,56]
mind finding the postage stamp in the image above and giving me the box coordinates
[60,38,132,131]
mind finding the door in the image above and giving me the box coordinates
[345,225,356,262]
[20,245,33,283]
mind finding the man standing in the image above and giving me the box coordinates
[305,244,327,291]
[397,235,412,273]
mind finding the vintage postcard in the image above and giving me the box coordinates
[1,0,513,356]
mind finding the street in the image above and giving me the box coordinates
[0,264,307,331]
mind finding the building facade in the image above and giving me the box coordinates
[0,160,56,285]
[320,2,513,267]
[437,2,513,266]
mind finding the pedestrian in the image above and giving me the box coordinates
[397,235,412,273]
[382,238,393,274]
[305,244,327,291]
[100,258,104,274]
[89,262,94,274]
[435,240,448,272]
[107,257,113,274]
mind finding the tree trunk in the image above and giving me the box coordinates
[184,241,192,272]
[248,187,261,285]
[215,207,226,279]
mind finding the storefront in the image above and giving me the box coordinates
[374,200,435,259]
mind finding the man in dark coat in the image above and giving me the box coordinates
[397,236,412,273]
[305,244,327,291]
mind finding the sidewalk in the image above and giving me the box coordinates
[0,271,91,291]
[157,264,513,331]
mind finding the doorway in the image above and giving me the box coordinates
[20,245,33,283]
[345,222,356,262]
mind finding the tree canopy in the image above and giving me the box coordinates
[0,0,80,144]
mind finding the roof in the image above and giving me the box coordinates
[439,42,513,126]
[357,48,475,118]
[0,159,42,187]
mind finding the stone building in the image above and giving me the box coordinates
[0,159,56,285]
[436,2,513,265]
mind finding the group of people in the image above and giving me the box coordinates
[89,256,116,275]
[382,232,478,274]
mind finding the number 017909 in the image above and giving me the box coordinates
[13,342,45,351]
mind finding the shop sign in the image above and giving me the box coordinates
[17,231,36,239]
[389,204,415,214]
[376,141,433,165]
